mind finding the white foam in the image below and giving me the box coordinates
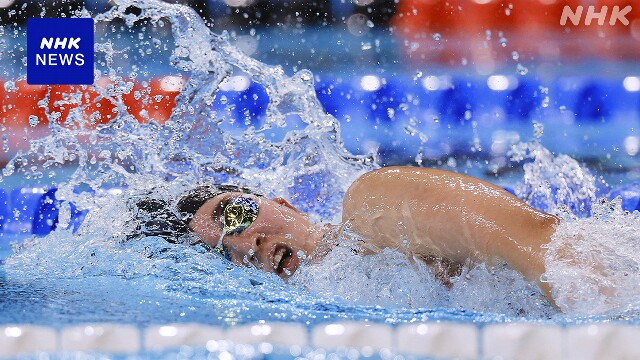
[544,199,640,316]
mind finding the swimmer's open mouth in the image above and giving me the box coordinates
[273,244,294,275]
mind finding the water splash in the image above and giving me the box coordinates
[291,228,555,318]
[544,198,640,316]
[1,0,639,323]
[509,140,599,216]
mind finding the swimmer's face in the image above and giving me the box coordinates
[189,192,324,278]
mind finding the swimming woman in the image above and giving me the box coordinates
[135,166,559,302]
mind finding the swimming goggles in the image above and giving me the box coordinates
[212,196,260,258]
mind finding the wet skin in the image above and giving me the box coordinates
[189,192,325,278]
[189,166,559,302]
[342,166,559,300]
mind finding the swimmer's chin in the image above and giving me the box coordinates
[267,225,333,280]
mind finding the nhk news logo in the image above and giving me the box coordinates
[560,5,633,26]
[27,18,94,85]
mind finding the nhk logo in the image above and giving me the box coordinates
[36,37,85,66]
[27,18,94,85]
[560,5,633,26]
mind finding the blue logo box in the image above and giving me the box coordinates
[27,18,94,85]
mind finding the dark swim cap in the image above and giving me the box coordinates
[131,184,261,243]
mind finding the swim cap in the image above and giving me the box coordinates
[129,184,261,243]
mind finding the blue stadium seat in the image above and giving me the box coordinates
[5,188,48,234]
[600,79,640,118]
[574,81,612,121]
[413,80,446,112]
[505,78,543,120]
[362,78,409,124]
[32,188,59,236]
[359,76,426,159]
[31,188,89,236]
[213,80,268,131]
[315,77,355,118]
[439,80,474,124]
[315,76,372,155]
[550,77,584,116]
[233,82,269,126]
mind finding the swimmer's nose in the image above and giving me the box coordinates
[223,233,266,269]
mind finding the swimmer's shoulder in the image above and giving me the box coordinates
[343,167,446,215]
[348,166,450,190]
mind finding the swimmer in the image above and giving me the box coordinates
[133,167,559,301]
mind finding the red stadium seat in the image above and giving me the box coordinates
[0,79,49,161]
[47,77,119,129]
[0,79,47,128]
[123,75,185,124]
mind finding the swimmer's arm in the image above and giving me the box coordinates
[341,166,559,296]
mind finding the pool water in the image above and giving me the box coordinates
[1,0,640,358]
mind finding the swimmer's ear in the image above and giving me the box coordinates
[272,197,308,217]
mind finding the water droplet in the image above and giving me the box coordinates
[4,81,16,92]
[415,149,423,166]
[533,121,544,139]
[516,63,529,75]
[361,42,372,50]
[432,33,441,40]
[499,37,507,47]
[464,110,472,120]
[28,115,40,127]
[541,96,550,108]
[404,125,416,136]
[485,30,492,40]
